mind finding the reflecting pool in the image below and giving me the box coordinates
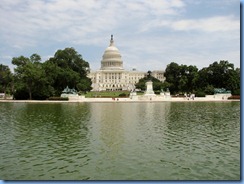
[0,102,240,180]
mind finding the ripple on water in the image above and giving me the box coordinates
[0,102,240,180]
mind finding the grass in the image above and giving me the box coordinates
[80,90,150,98]
[83,91,131,98]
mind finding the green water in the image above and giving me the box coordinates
[0,102,240,180]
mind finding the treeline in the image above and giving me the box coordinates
[136,60,240,96]
[0,48,92,100]
[0,50,240,100]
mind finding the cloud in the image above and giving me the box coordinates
[141,15,239,33]
[171,16,239,32]
[0,0,240,72]
[0,0,187,44]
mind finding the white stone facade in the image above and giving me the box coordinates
[88,35,165,91]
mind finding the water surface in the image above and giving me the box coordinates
[0,102,240,180]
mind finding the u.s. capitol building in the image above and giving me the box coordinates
[88,35,165,91]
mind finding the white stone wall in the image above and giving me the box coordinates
[205,94,232,100]
[151,70,165,82]
[89,70,165,91]
[89,70,145,91]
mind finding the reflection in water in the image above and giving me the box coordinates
[165,102,240,180]
[87,102,172,180]
[89,102,172,159]
[0,103,92,180]
[90,103,125,159]
[0,102,240,180]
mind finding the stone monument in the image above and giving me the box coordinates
[165,88,171,99]
[144,81,156,96]
[60,86,85,101]
[213,88,231,100]
[130,89,138,100]
[160,89,165,96]
[61,86,78,98]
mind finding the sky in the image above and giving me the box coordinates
[0,0,240,72]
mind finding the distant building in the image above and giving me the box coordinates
[151,70,165,82]
[88,35,165,91]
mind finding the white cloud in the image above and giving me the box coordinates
[171,16,239,32]
[0,0,187,43]
[140,15,239,33]
[0,0,240,71]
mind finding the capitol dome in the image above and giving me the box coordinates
[100,35,124,70]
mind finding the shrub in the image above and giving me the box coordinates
[204,85,214,95]
[195,91,206,97]
[228,95,240,100]
[232,89,240,96]
[119,93,127,97]
[13,88,29,100]
[48,97,69,101]
[154,91,160,95]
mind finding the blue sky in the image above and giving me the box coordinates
[0,0,240,72]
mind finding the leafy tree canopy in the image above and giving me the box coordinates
[135,71,163,91]
[11,48,92,99]
[45,47,92,95]
[12,54,48,100]
[0,64,13,99]
[163,60,239,95]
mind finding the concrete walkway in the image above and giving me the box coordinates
[0,97,240,103]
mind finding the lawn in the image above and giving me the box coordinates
[83,91,130,98]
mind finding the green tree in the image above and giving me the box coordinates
[224,67,240,95]
[135,71,163,91]
[186,65,198,92]
[196,60,239,94]
[77,78,92,92]
[163,62,181,94]
[45,47,92,95]
[12,54,48,100]
[204,85,214,95]
[164,62,198,94]
[196,67,210,91]
[207,60,234,88]
[0,64,12,99]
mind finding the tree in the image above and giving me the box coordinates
[11,48,92,99]
[163,62,199,94]
[30,53,41,63]
[45,47,91,95]
[186,65,198,92]
[135,71,163,91]
[224,67,240,95]
[77,78,92,92]
[12,54,48,100]
[0,64,12,99]
[163,62,181,94]
[196,60,239,94]
[196,67,210,91]
[209,61,234,88]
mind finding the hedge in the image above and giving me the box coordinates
[48,97,69,101]
[228,95,240,100]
